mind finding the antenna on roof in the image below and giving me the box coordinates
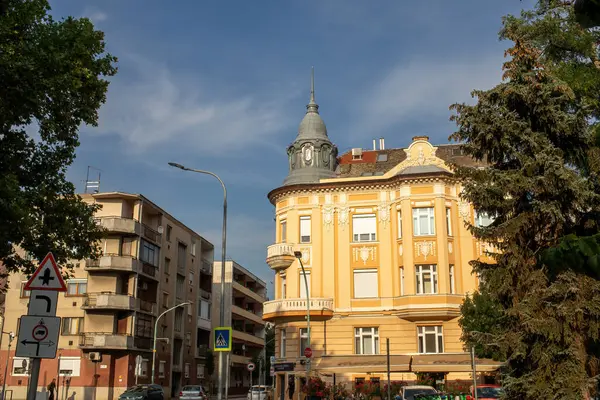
[84,166,102,194]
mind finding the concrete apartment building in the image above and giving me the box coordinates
[212,261,267,394]
[0,192,214,400]
[264,75,501,400]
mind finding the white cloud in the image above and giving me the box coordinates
[352,53,505,138]
[89,56,294,156]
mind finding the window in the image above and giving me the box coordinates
[377,153,388,162]
[413,207,435,236]
[184,363,190,379]
[198,300,210,320]
[12,357,29,376]
[400,267,405,296]
[300,216,311,243]
[354,327,379,355]
[280,329,287,357]
[66,280,87,296]
[475,211,494,227]
[20,282,30,298]
[397,212,402,239]
[141,240,160,267]
[299,328,309,355]
[197,364,204,378]
[418,326,444,354]
[176,274,185,299]
[281,275,287,299]
[446,208,452,236]
[166,225,172,241]
[449,265,455,294]
[299,271,311,298]
[416,265,438,294]
[188,272,194,286]
[141,360,149,377]
[61,317,84,335]
[191,241,197,256]
[174,308,183,332]
[186,332,192,346]
[159,361,166,378]
[121,237,134,256]
[177,242,187,271]
[352,214,377,242]
[164,257,171,275]
[59,357,81,377]
[280,220,287,243]
[353,269,378,298]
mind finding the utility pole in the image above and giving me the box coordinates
[1,332,14,400]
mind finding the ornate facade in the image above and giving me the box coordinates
[264,72,500,399]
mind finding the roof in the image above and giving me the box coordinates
[337,144,485,178]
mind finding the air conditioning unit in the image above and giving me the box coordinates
[352,148,363,160]
[89,352,102,362]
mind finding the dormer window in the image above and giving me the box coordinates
[376,154,388,162]
[352,148,363,160]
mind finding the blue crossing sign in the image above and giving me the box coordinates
[214,327,232,352]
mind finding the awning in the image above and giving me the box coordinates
[411,353,501,373]
[316,355,411,373]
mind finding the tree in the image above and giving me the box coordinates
[0,0,117,275]
[450,29,600,400]
[459,290,505,361]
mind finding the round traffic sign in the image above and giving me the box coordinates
[32,324,48,341]
[247,362,255,371]
[304,347,312,358]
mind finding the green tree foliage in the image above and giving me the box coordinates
[0,0,117,275]
[450,26,600,400]
[459,290,505,361]
[205,349,215,377]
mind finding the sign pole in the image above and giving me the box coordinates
[26,358,41,400]
[386,338,391,400]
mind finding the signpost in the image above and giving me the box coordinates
[16,253,66,400]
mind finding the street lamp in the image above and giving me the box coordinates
[2,331,14,400]
[294,251,311,377]
[151,302,191,384]
[168,162,228,400]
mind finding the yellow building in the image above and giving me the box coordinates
[264,74,499,398]
[0,192,214,400]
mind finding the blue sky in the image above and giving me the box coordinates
[51,0,533,296]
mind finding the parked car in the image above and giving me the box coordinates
[470,384,502,400]
[247,385,273,400]
[177,385,209,400]
[118,384,164,400]
[399,385,438,400]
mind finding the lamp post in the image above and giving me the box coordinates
[151,302,191,384]
[168,162,228,400]
[2,331,14,400]
[294,251,310,377]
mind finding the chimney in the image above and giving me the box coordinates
[379,137,385,150]
[372,139,377,150]
[412,135,429,142]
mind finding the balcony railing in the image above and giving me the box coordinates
[85,254,139,273]
[232,305,264,325]
[266,243,296,271]
[141,262,158,278]
[79,333,134,350]
[82,293,135,311]
[201,259,213,274]
[142,224,161,243]
[95,216,140,235]
[195,345,208,358]
[199,288,212,300]
[137,299,156,314]
[263,298,334,321]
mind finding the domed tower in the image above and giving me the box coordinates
[283,68,338,186]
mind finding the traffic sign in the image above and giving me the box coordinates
[27,290,59,317]
[214,327,232,352]
[270,356,275,365]
[247,362,255,371]
[270,366,275,377]
[16,316,60,358]
[23,253,67,292]
[304,347,312,358]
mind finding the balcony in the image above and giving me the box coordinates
[96,216,140,235]
[142,224,162,244]
[231,354,252,365]
[195,345,208,358]
[82,293,135,311]
[232,330,264,347]
[197,317,211,331]
[199,288,212,301]
[391,294,463,321]
[79,333,135,350]
[266,243,296,271]
[201,259,213,275]
[263,298,334,322]
[232,305,264,325]
[232,281,266,304]
[85,255,139,273]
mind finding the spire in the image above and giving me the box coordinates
[307,66,319,113]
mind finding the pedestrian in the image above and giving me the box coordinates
[47,378,56,400]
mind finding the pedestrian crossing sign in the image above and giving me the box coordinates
[214,327,232,352]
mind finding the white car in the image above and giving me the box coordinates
[177,385,209,400]
[247,385,272,400]
[400,385,438,400]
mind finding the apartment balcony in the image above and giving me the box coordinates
[232,329,265,347]
[82,293,135,311]
[230,354,252,365]
[232,281,266,304]
[199,288,212,301]
[232,305,264,325]
[79,333,135,350]
[391,294,463,321]
[195,345,208,359]
[266,243,296,271]
[197,317,211,331]
[85,254,139,273]
[95,216,140,235]
[142,223,162,244]
[263,298,334,322]
[200,259,213,275]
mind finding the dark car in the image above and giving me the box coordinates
[118,384,164,400]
